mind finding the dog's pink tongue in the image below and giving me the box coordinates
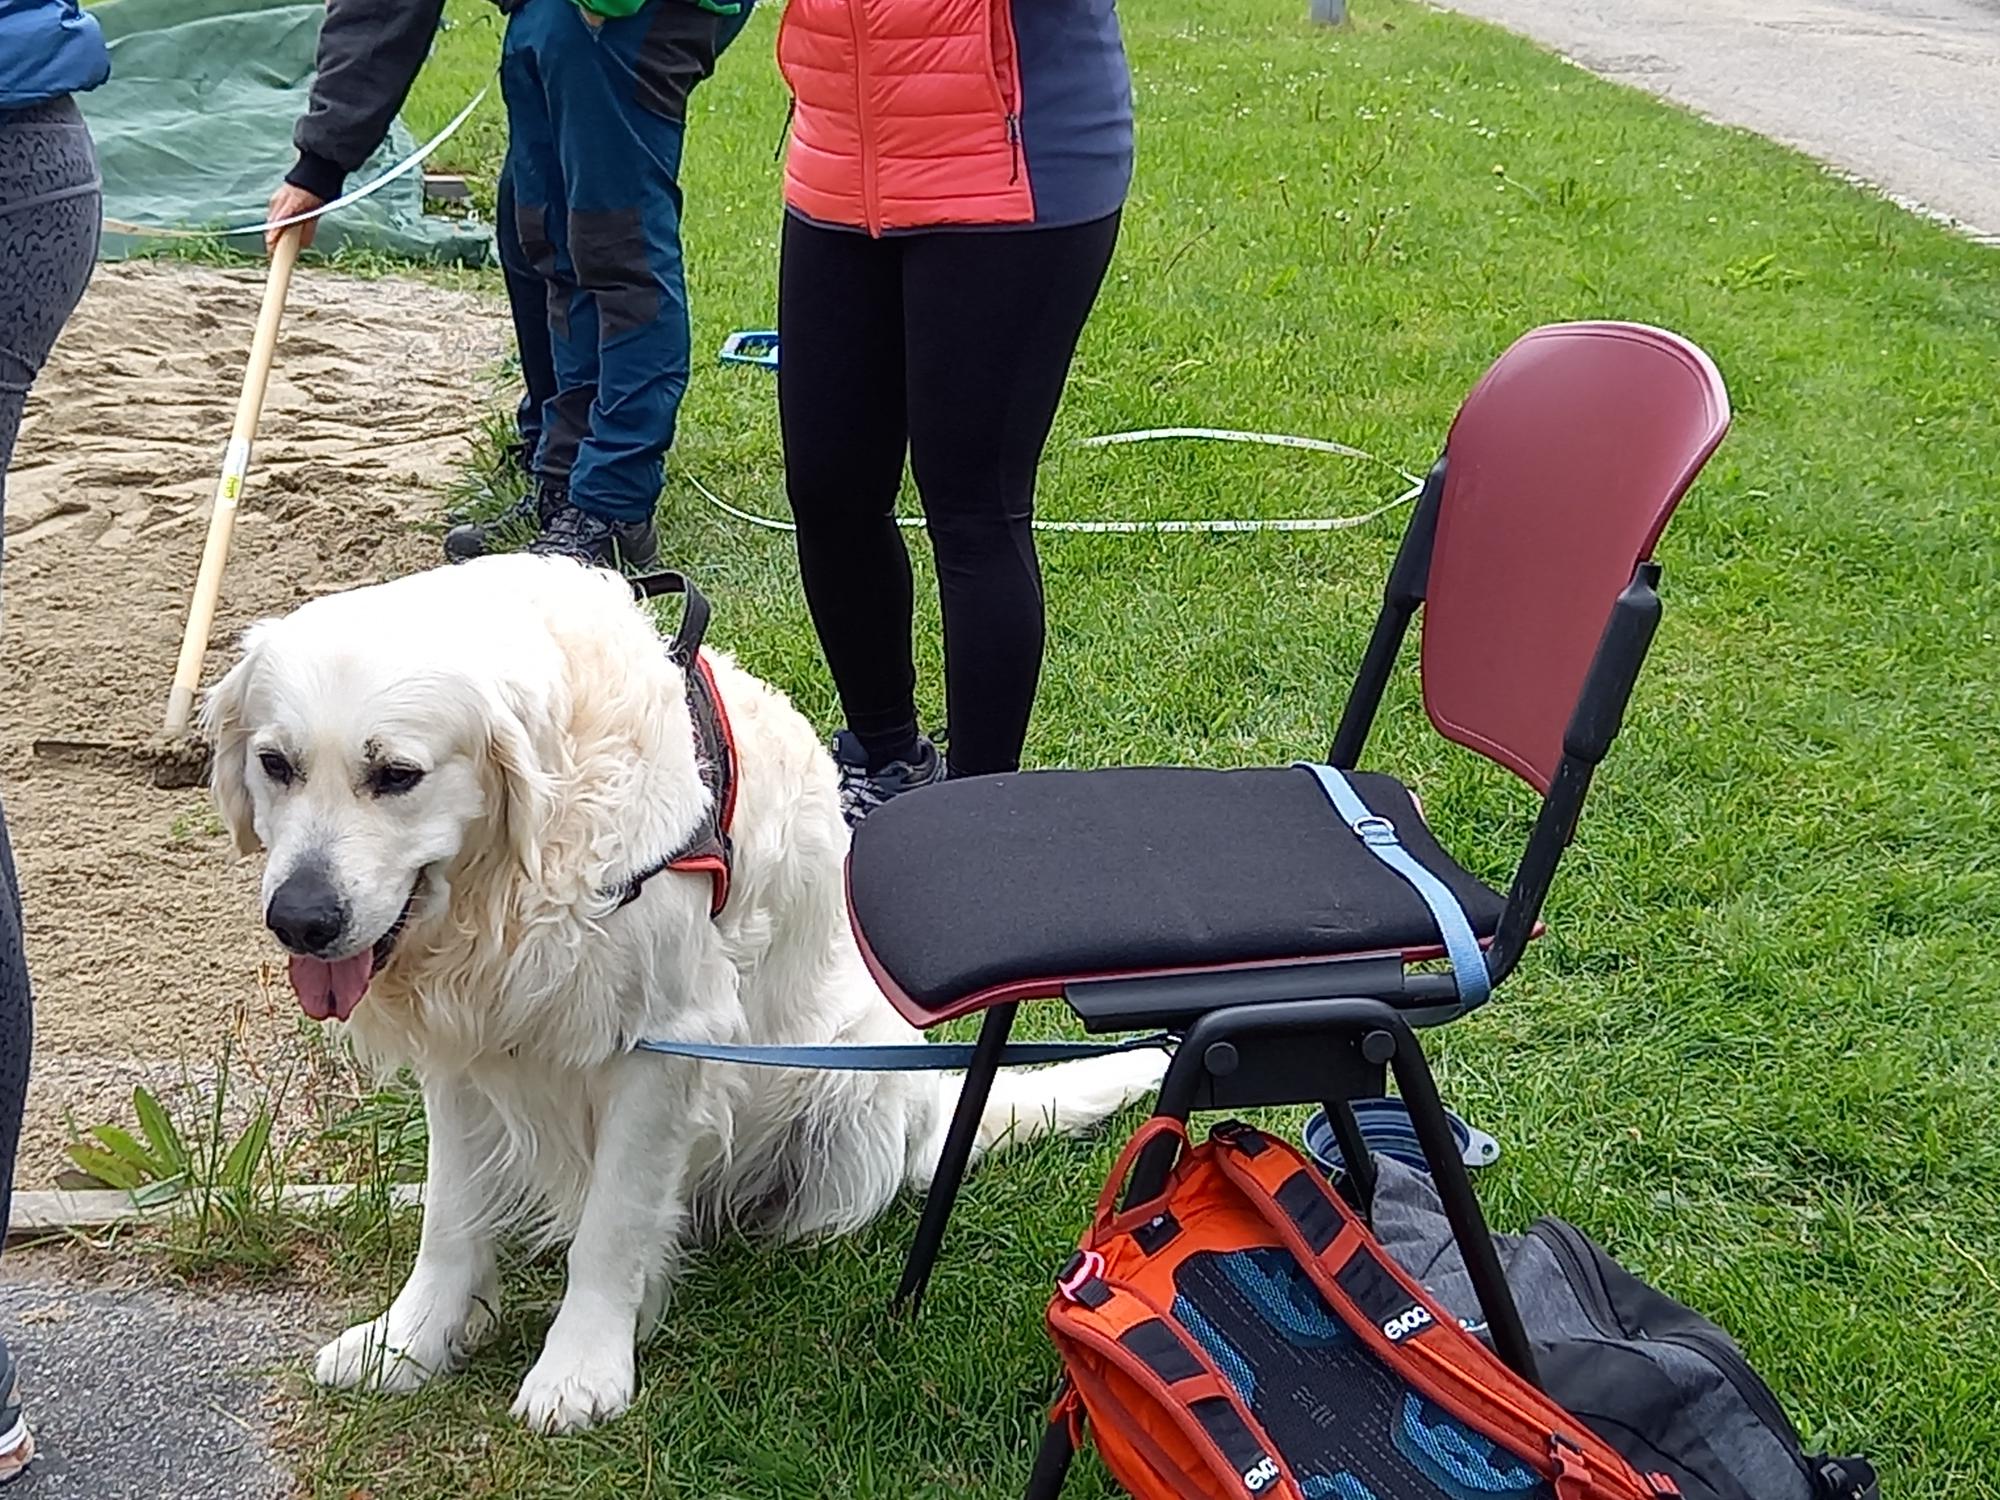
[287,952,373,1022]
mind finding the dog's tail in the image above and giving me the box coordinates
[912,1047,1169,1188]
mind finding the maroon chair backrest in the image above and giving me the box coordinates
[1420,322,1730,792]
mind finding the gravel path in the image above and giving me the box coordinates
[1437,0,2000,240]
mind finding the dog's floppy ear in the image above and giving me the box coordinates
[480,681,557,887]
[200,623,274,857]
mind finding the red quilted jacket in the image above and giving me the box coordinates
[775,0,1135,235]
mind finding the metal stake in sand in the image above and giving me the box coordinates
[162,224,302,736]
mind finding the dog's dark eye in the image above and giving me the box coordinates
[258,750,295,787]
[370,763,426,797]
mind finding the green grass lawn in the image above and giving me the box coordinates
[294,0,2000,1494]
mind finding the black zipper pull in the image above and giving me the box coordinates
[773,96,797,163]
[1006,112,1021,183]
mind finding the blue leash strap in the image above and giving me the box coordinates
[1297,762,1493,1012]
[631,1031,1173,1071]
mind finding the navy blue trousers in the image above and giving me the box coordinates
[501,0,733,523]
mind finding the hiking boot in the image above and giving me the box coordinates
[0,1337,34,1486]
[525,500,660,574]
[832,729,946,826]
[442,483,563,562]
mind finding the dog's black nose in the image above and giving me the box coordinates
[267,863,349,956]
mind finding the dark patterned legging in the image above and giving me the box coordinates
[1,93,102,1244]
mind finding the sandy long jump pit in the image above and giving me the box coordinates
[1,258,507,1185]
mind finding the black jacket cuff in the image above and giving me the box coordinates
[284,150,348,203]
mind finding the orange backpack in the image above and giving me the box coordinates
[1046,1119,1675,1500]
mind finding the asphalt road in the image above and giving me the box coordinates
[1438,0,2000,239]
[1,1260,320,1499]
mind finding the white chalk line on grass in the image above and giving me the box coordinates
[684,427,1425,537]
[94,74,1427,541]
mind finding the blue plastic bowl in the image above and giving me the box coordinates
[1301,1098,1500,1179]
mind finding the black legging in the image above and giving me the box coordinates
[0,815,28,1250]
[2,95,103,1246]
[778,210,1119,778]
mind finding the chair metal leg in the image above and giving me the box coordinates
[1326,1097,1378,1216]
[1024,1402,1077,1500]
[1381,1025,1541,1390]
[895,1001,1019,1312]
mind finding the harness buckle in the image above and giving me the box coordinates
[1353,814,1398,846]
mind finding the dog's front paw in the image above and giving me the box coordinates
[315,1317,447,1394]
[314,1278,500,1395]
[510,1345,637,1434]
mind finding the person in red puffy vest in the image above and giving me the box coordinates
[774,0,1133,823]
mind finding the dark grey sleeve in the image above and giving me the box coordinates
[284,0,449,200]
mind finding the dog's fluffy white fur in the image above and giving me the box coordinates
[204,553,1162,1432]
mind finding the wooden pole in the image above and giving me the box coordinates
[162,224,302,735]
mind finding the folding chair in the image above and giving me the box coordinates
[845,323,1731,1360]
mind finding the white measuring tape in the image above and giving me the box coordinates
[1077,426,1392,461]
[89,67,1423,541]
[684,427,1424,536]
[102,83,493,241]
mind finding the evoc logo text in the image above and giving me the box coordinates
[1381,1304,1434,1342]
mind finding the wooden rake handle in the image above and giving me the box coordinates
[163,224,303,735]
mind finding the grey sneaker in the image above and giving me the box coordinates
[832,729,946,826]
[0,1337,33,1486]
[443,483,564,562]
[525,501,660,573]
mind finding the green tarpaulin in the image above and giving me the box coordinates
[81,0,493,264]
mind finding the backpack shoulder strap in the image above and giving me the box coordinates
[1203,1123,1652,1500]
[1051,1255,1305,1500]
[1203,1119,1362,1264]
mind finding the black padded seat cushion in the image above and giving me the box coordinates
[847,765,1504,1018]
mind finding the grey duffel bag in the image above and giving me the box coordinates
[1366,1157,1879,1500]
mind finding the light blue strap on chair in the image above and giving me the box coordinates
[1298,762,1492,1012]
[631,1032,1172,1071]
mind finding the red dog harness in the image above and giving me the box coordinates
[611,572,738,918]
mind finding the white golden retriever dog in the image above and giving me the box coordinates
[203,553,1162,1433]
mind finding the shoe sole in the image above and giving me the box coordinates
[0,1410,33,1486]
